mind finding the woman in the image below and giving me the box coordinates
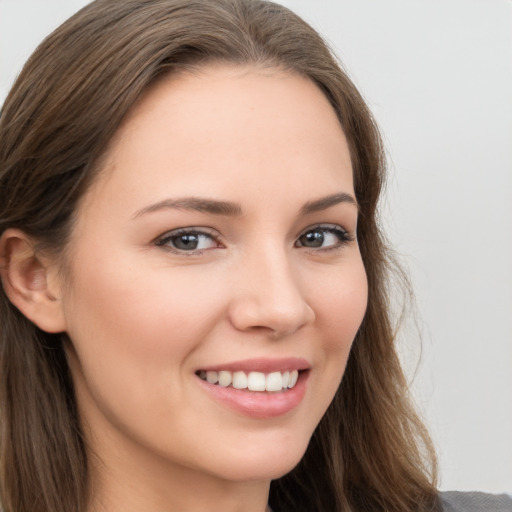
[0,1,509,511]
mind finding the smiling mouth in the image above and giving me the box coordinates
[196,369,302,392]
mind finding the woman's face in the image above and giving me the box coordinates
[60,65,367,486]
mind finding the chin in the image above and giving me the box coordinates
[204,431,311,483]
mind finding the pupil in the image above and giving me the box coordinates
[302,231,324,247]
[174,234,199,250]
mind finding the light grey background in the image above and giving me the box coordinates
[1,0,511,493]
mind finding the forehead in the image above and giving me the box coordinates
[82,64,353,214]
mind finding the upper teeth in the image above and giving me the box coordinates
[198,370,299,392]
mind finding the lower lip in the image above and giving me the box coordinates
[196,371,309,419]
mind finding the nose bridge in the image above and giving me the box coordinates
[229,240,314,336]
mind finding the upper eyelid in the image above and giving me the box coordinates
[298,223,351,236]
[155,226,218,240]
[153,227,222,249]
[295,224,355,248]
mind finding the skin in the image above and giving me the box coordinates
[2,65,368,512]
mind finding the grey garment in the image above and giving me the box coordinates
[441,491,512,511]
[268,491,512,511]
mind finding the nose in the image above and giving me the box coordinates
[228,247,315,338]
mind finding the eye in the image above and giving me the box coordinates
[295,225,353,250]
[155,228,220,253]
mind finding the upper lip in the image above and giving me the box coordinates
[198,357,310,373]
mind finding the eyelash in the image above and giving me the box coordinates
[154,227,221,255]
[295,224,354,252]
[154,224,354,255]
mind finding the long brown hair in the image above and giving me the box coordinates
[0,1,438,511]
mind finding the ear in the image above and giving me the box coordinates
[0,229,67,333]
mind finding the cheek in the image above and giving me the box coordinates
[65,253,221,345]
[314,258,368,349]
[60,252,229,406]
[61,255,233,452]
[303,256,367,415]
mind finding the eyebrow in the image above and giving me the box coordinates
[132,192,357,219]
[299,192,358,215]
[133,197,243,218]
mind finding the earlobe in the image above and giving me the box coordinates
[0,229,67,333]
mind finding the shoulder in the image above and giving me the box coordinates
[440,491,512,511]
